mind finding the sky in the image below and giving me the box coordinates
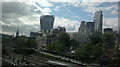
[0,0,119,36]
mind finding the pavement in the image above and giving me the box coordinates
[2,53,86,67]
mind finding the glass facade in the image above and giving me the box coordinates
[40,15,55,31]
[94,11,103,33]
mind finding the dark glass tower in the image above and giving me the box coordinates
[40,15,55,32]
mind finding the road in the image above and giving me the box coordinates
[2,52,86,67]
[3,46,108,67]
[39,51,109,67]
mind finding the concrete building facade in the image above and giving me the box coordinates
[35,26,66,49]
[50,27,66,34]
[78,21,86,35]
[72,21,89,43]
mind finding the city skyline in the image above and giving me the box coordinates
[1,0,118,36]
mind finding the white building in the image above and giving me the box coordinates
[72,21,89,43]
[35,32,47,49]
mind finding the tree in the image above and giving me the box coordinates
[16,38,37,48]
[92,43,103,59]
[58,32,71,49]
[111,45,120,57]
[47,41,65,54]
[75,43,93,58]
[89,31,102,45]
[14,38,37,56]
[70,39,79,49]
[27,39,37,48]
[46,32,71,54]
[102,32,116,49]
[2,45,9,56]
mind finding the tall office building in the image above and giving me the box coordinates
[78,21,86,34]
[94,11,103,33]
[86,22,95,34]
[40,15,55,32]
[72,21,89,43]
[118,1,120,49]
[118,1,120,34]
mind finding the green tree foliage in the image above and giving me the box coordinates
[14,48,35,56]
[58,32,71,48]
[89,31,102,45]
[75,31,117,63]
[26,39,37,48]
[16,38,37,48]
[47,41,65,53]
[92,43,103,59]
[52,42,62,52]
[70,39,79,49]
[2,45,9,56]
[46,32,71,54]
[75,43,93,58]
[102,32,116,49]
[14,38,37,55]
[111,45,120,57]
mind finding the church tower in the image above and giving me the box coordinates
[16,29,19,38]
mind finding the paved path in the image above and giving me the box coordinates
[40,51,109,67]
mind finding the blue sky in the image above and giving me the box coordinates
[33,1,118,32]
[1,0,119,36]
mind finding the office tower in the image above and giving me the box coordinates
[117,1,120,49]
[40,15,55,32]
[94,11,103,33]
[118,1,120,34]
[78,21,86,34]
[86,22,95,34]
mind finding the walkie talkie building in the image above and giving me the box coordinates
[40,15,55,32]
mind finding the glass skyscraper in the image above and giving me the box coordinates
[86,22,95,34]
[94,11,103,33]
[40,15,55,32]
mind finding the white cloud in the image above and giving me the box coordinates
[41,8,52,15]
[103,17,118,31]
[82,0,119,2]
[54,17,80,32]
[70,16,80,19]
[3,0,119,2]
[2,2,41,36]
[54,6,60,11]
[50,0,80,2]
[66,0,118,15]
[79,2,118,13]
[34,0,54,7]
[2,0,30,2]
[111,10,118,15]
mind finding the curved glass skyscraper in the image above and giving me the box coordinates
[40,15,55,32]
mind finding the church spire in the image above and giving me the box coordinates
[16,28,19,37]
